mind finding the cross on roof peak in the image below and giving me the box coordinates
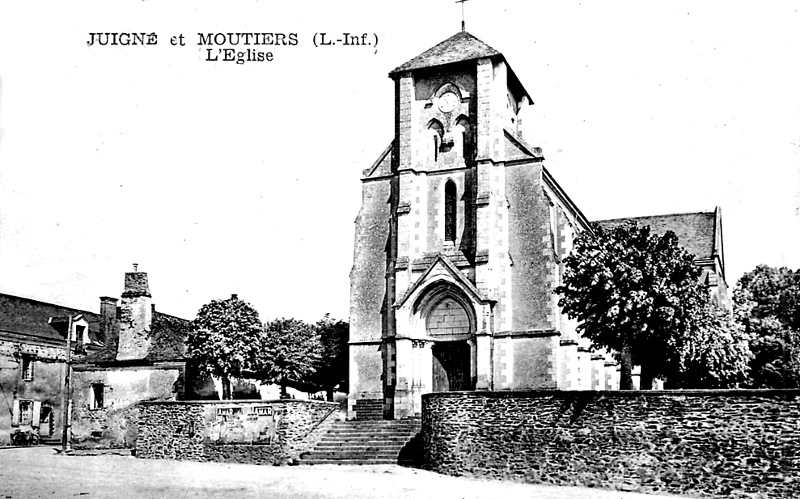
[455,0,469,32]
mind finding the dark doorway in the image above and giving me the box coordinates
[39,406,53,437]
[431,341,472,392]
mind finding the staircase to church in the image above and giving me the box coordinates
[299,419,422,465]
[352,399,383,420]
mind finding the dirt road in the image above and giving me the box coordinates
[0,447,680,499]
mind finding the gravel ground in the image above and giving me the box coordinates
[0,447,683,499]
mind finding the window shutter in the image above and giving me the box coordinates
[32,401,41,428]
[11,400,20,427]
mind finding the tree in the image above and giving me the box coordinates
[555,222,708,389]
[308,314,349,401]
[734,265,800,330]
[734,265,800,387]
[744,317,800,388]
[670,304,752,388]
[256,318,322,399]
[188,294,262,399]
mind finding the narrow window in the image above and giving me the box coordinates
[455,116,470,161]
[21,355,34,381]
[428,120,444,163]
[445,180,457,242]
[91,383,104,409]
[75,325,86,353]
[19,400,33,425]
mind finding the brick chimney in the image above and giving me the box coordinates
[116,263,153,360]
[99,296,119,344]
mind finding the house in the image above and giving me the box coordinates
[0,265,212,448]
[70,265,209,448]
[0,294,104,444]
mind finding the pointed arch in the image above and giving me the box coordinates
[454,115,470,161]
[433,82,464,101]
[428,119,444,162]
[413,280,477,338]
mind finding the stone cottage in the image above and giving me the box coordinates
[70,265,208,448]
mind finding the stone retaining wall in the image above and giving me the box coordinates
[137,399,339,465]
[422,390,800,498]
[71,366,183,449]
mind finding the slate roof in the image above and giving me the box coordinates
[594,211,718,260]
[84,309,192,365]
[0,294,101,345]
[390,31,501,75]
[504,128,544,161]
[389,30,532,109]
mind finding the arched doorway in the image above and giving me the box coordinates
[423,292,476,392]
[395,271,490,417]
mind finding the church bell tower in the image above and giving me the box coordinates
[349,31,568,420]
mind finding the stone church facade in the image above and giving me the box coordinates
[348,31,728,419]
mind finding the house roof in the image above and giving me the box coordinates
[84,310,192,365]
[0,293,101,345]
[594,211,718,260]
[147,311,192,362]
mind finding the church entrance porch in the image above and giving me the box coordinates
[387,274,492,419]
[431,340,473,392]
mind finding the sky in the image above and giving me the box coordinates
[0,1,798,323]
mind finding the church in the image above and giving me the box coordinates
[348,30,728,420]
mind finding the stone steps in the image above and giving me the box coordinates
[299,419,421,466]
[300,458,399,465]
[321,429,419,436]
[352,399,383,421]
[314,443,409,450]
[315,439,414,445]
[302,451,404,460]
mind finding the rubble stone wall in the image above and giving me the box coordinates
[422,390,800,498]
[71,365,182,449]
[137,399,339,465]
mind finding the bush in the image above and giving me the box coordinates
[10,429,40,446]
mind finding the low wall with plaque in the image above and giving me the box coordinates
[136,399,339,465]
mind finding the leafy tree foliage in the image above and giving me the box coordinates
[256,318,323,398]
[745,318,800,388]
[188,295,262,399]
[556,222,708,389]
[308,314,349,401]
[670,304,752,388]
[735,265,800,329]
[735,265,800,387]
